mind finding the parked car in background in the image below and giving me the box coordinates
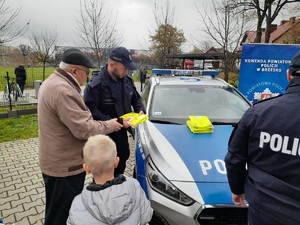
[135,71,251,225]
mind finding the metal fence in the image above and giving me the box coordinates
[0,75,43,91]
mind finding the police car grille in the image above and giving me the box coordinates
[197,207,248,225]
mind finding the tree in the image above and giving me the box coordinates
[229,0,300,43]
[150,0,186,68]
[190,40,214,52]
[18,44,31,65]
[189,47,202,54]
[228,0,267,43]
[196,0,251,82]
[264,0,299,43]
[150,24,185,68]
[76,0,123,68]
[0,0,29,44]
[133,52,153,68]
[30,29,57,81]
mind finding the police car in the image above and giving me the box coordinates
[135,70,251,225]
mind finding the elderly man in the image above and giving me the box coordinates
[225,50,300,225]
[84,47,145,176]
[38,48,122,225]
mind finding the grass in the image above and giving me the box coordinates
[0,66,144,87]
[0,66,56,82]
[0,66,101,89]
[0,114,38,143]
[0,104,37,112]
[0,66,56,91]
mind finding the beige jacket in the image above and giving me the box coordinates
[38,69,115,177]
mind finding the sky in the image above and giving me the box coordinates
[4,0,294,52]
[5,0,213,52]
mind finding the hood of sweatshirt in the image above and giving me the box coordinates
[81,176,138,224]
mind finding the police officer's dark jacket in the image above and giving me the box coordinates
[15,66,26,82]
[84,66,145,125]
[225,78,300,225]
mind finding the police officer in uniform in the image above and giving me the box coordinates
[84,47,145,176]
[225,50,300,225]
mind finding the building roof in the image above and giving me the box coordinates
[242,31,261,43]
[203,47,224,54]
[270,18,299,42]
[242,17,300,44]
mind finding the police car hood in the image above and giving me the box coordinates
[145,121,233,203]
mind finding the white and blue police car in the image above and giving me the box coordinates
[135,70,251,225]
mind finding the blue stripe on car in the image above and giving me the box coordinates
[135,128,149,197]
[153,123,234,204]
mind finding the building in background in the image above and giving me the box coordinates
[242,17,300,44]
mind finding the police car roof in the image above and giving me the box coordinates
[151,75,229,87]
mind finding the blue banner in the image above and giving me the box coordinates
[238,44,300,103]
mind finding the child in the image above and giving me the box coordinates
[67,134,153,225]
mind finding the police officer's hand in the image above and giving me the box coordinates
[138,110,144,115]
[109,118,123,132]
[232,193,247,207]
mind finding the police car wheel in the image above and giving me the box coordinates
[149,211,170,225]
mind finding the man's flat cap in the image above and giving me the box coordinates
[62,48,95,68]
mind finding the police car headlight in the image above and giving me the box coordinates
[146,160,194,206]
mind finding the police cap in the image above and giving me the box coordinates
[109,47,136,70]
[289,50,300,76]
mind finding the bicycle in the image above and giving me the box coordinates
[3,77,23,102]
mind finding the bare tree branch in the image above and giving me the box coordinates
[0,0,29,44]
[228,0,300,43]
[150,0,186,68]
[76,0,123,68]
[18,44,31,65]
[30,29,57,80]
[195,0,252,82]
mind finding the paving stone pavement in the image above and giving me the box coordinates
[0,136,136,225]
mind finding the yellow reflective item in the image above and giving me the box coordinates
[120,112,148,128]
[186,115,213,133]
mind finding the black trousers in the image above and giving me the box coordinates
[17,82,25,94]
[109,129,130,176]
[42,172,86,225]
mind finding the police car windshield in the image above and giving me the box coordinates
[150,85,250,125]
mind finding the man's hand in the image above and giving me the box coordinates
[232,193,247,207]
[109,118,123,132]
[138,110,144,114]
[122,118,132,128]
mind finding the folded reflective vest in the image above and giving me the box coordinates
[120,112,148,128]
[186,115,213,133]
